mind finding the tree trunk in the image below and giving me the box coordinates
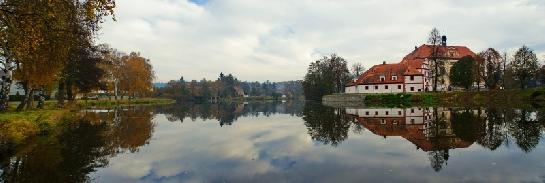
[57,79,65,107]
[0,80,11,112]
[67,79,74,101]
[16,84,30,111]
[26,89,34,110]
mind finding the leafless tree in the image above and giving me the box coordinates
[428,28,442,91]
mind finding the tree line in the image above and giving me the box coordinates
[0,0,155,111]
[154,73,304,102]
[425,28,544,91]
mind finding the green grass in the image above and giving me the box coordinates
[0,97,174,145]
[0,109,68,143]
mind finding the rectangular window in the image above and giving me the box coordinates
[410,87,415,91]
[375,111,378,115]
[392,76,397,80]
[411,119,415,123]
[365,86,369,90]
[398,85,401,89]
[381,119,386,124]
[386,111,389,115]
[385,85,389,89]
[411,109,414,113]
[375,86,378,90]
[410,76,414,81]
[365,111,369,115]
[381,78,385,82]
[398,111,402,115]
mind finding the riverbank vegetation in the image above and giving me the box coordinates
[325,88,545,108]
[154,73,304,102]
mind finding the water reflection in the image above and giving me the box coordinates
[0,106,155,182]
[155,101,304,126]
[342,106,545,171]
[2,103,545,182]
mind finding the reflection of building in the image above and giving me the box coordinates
[346,107,473,151]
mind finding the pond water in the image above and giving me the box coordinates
[2,102,545,182]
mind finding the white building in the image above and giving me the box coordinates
[346,38,478,93]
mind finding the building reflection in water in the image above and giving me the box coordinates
[343,106,545,171]
[346,107,472,151]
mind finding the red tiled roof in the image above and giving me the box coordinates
[403,44,477,61]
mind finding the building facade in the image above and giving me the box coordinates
[346,39,478,93]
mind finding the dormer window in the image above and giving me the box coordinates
[392,76,397,81]
[380,76,385,82]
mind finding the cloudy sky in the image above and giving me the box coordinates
[98,0,545,82]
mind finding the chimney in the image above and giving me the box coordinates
[441,35,447,46]
[383,61,386,65]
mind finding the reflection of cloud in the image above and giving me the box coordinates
[93,113,545,183]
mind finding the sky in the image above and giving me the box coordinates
[98,0,545,82]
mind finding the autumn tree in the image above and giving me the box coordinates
[510,45,539,89]
[478,48,503,89]
[0,0,115,111]
[118,52,154,98]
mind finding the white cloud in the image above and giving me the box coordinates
[98,0,545,82]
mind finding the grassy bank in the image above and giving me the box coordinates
[0,98,174,145]
[76,98,175,107]
[324,88,545,108]
[0,109,69,144]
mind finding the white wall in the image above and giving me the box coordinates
[405,83,423,92]
[404,75,423,84]
[346,107,431,125]
[354,84,404,94]
[345,86,356,93]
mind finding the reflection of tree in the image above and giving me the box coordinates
[428,149,449,172]
[112,107,155,153]
[156,101,305,126]
[0,121,112,182]
[451,109,486,142]
[506,110,542,153]
[477,108,507,150]
[302,102,351,146]
[0,107,156,182]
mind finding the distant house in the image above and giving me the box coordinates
[346,36,478,93]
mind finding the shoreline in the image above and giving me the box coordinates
[0,98,175,146]
[322,88,545,108]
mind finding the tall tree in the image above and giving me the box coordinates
[302,53,350,100]
[0,0,115,111]
[118,52,154,98]
[510,45,539,89]
[427,27,443,92]
[351,62,365,78]
[478,48,503,89]
[449,56,475,90]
